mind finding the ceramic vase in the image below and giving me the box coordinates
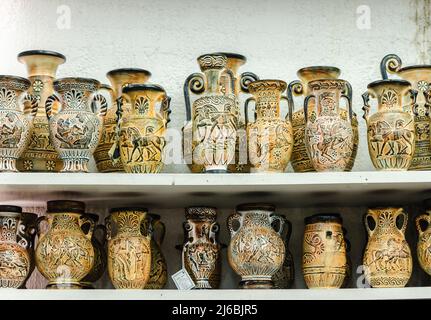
[111,84,171,173]
[79,213,107,289]
[45,77,107,172]
[288,66,358,172]
[106,207,151,289]
[227,203,285,289]
[363,207,412,288]
[0,205,31,288]
[96,68,151,172]
[381,54,431,170]
[362,80,416,170]
[35,200,95,289]
[245,80,293,173]
[143,214,167,289]
[304,79,354,171]
[183,53,238,173]
[0,75,38,172]
[302,214,347,289]
[16,50,66,172]
[180,207,221,289]
[415,199,431,276]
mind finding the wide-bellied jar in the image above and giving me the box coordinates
[35,200,95,289]
[179,207,221,289]
[227,203,285,289]
[362,79,416,170]
[106,207,151,289]
[110,84,171,173]
[380,54,431,170]
[143,213,167,289]
[16,50,66,172]
[185,52,259,173]
[245,80,293,173]
[96,68,152,172]
[19,212,38,289]
[303,79,354,171]
[79,213,107,289]
[0,75,38,172]
[302,214,347,289]
[287,66,358,172]
[415,199,431,276]
[183,53,238,173]
[0,205,31,288]
[363,207,412,288]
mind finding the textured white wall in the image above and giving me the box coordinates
[1,0,431,290]
[1,0,430,172]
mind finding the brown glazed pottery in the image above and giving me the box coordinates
[98,68,151,172]
[304,79,354,171]
[227,203,285,289]
[185,52,259,173]
[0,205,31,288]
[302,214,347,289]
[363,207,412,287]
[415,199,431,276]
[16,50,66,172]
[111,84,171,173]
[183,53,238,173]
[0,75,38,172]
[381,54,431,170]
[106,207,151,289]
[287,66,358,172]
[19,212,38,289]
[35,200,95,289]
[272,217,294,289]
[143,213,168,289]
[79,213,107,289]
[245,80,293,173]
[180,207,221,289]
[362,80,416,170]
[45,77,107,172]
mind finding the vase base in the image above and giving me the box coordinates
[240,280,274,289]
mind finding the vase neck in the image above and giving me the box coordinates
[241,211,272,228]
[50,213,81,231]
[254,88,282,119]
[0,215,19,243]
[204,69,222,94]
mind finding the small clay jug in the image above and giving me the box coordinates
[415,198,431,276]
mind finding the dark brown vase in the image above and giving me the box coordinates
[79,213,107,289]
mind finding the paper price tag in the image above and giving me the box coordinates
[171,268,195,290]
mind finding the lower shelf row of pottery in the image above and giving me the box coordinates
[1,200,430,290]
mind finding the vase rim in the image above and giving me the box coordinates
[0,205,22,214]
[100,84,113,91]
[308,78,347,85]
[367,79,411,88]
[297,66,340,74]
[0,75,31,86]
[398,65,431,72]
[17,50,66,61]
[106,68,151,77]
[248,79,287,90]
[122,83,165,94]
[304,213,342,225]
[54,77,100,86]
[236,203,275,212]
[47,200,86,214]
[21,212,38,218]
[212,52,246,62]
[109,207,148,214]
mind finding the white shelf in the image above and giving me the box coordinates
[0,171,430,207]
[0,288,430,300]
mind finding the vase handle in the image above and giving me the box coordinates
[424,90,431,117]
[16,220,29,249]
[341,81,353,123]
[105,216,112,241]
[20,92,38,119]
[108,95,128,164]
[396,208,408,234]
[91,93,108,117]
[303,94,316,123]
[244,97,256,126]
[364,212,376,237]
[183,72,205,122]
[227,213,242,238]
[380,54,402,79]
[270,214,286,236]
[153,220,166,246]
[160,95,172,125]
[239,72,259,93]
[416,214,430,236]
[79,215,95,241]
[286,80,304,115]
[94,224,107,246]
[407,89,421,116]
[45,93,62,120]
[361,91,371,123]
[36,215,50,239]
[280,95,293,122]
